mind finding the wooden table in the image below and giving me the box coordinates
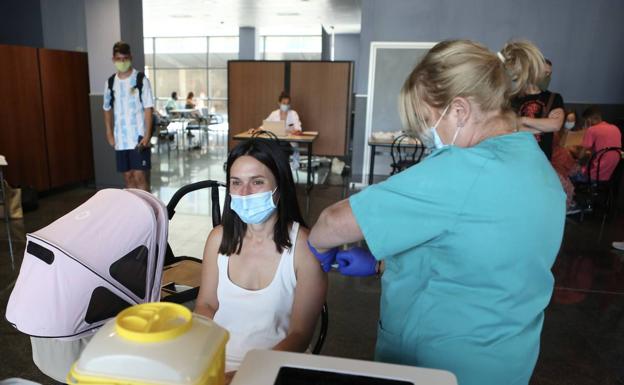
[562,129,587,148]
[367,137,423,185]
[233,131,319,190]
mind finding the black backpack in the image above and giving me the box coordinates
[107,71,145,107]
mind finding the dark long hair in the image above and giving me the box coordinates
[219,139,305,255]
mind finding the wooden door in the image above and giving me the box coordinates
[290,62,352,156]
[227,61,285,150]
[0,45,50,190]
[39,48,93,188]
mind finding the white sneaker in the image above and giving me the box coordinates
[612,241,624,251]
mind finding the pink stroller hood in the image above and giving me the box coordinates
[5,189,168,340]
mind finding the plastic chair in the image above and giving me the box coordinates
[161,180,328,354]
[390,134,426,175]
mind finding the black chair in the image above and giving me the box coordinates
[161,180,328,354]
[251,130,302,181]
[390,134,426,175]
[574,147,622,238]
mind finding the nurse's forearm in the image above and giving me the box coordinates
[309,199,364,249]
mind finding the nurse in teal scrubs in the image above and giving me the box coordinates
[308,40,565,385]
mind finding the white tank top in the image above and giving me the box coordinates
[213,222,299,371]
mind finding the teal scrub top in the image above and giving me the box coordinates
[350,132,565,385]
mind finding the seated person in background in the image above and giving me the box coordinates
[571,106,621,182]
[165,91,178,114]
[265,91,302,133]
[263,91,303,169]
[194,139,327,380]
[185,92,196,109]
[564,110,578,131]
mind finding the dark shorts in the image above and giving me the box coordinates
[116,146,151,173]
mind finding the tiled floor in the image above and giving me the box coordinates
[1,132,623,384]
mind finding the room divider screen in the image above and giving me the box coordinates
[228,60,353,157]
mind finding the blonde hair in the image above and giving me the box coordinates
[399,39,517,138]
[499,40,546,97]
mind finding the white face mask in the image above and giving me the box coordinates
[564,121,575,130]
[279,103,290,112]
[425,105,462,149]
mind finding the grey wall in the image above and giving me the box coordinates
[0,0,44,47]
[357,0,624,104]
[334,33,360,88]
[90,94,124,188]
[40,0,87,51]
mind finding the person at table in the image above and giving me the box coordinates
[570,106,621,182]
[185,91,196,109]
[263,91,302,169]
[265,91,302,133]
[165,91,178,115]
[307,39,565,385]
[194,139,326,382]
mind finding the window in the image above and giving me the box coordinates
[144,36,238,119]
[260,36,322,60]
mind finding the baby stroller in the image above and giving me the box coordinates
[5,188,168,382]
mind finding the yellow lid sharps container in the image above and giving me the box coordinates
[67,302,229,385]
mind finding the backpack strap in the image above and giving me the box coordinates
[541,92,556,118]
[107,74,116,107]
[136,72,145,105]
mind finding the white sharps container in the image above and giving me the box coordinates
[67,302,229,385]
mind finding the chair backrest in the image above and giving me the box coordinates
[390,134,425,171]
[252,129,281,142]
[588,147,622,183]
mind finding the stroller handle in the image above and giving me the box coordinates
[167,180,226,226]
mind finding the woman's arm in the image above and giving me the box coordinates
[308,199,364,250]
[194,226,222,319]
[273,228,327,352]
[290,110,302,131]
[520,107,564,133]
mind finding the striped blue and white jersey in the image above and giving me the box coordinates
[103,69,154,150]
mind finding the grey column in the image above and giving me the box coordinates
[239,27,257,60]
[85,0,144,189]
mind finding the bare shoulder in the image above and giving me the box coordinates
[203,225,224,259]
[293,225,317,271]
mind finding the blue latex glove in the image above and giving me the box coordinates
[307,240,338,272]
[336,247,377,277]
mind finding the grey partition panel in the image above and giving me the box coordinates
[368,46,430,176]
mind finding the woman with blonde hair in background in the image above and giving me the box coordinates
[307,39,565,385]
[500,40,576,211]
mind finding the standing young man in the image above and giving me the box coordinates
[103,41,154,191]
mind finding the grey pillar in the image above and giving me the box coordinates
[321,27,331,61]
[239,27,257,60]
[85,0,144,189]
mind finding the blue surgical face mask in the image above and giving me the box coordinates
[425,105,457,149]
[230,188,278,224]
[279,103,290,112]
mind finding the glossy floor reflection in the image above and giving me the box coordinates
[1,138,623,383]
